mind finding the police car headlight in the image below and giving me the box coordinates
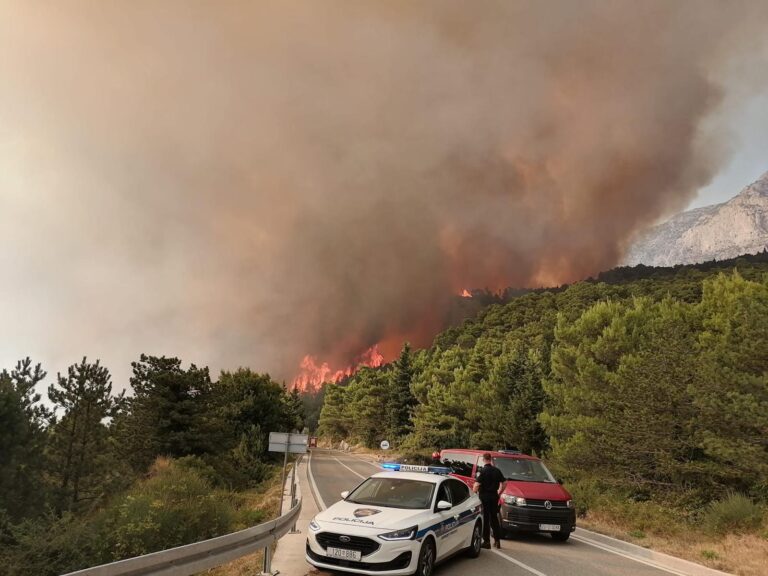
[566,500,574,509]
[378,525,417,541]
[309,519,321,531]
[502,495,526,506]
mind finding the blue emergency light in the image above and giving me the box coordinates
[381,462,452,475]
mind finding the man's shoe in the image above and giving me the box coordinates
[481,541,491,549]
[494,539,502,549]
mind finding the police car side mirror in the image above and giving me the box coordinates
[340,490,350,499]
[437,500,452,511]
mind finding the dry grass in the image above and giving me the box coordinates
[199,467,286,576]
[581,511,768,576]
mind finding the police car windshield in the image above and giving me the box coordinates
[347,477,435,509]
[494,458,556,483]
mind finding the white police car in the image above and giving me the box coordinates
[306,463,483,576]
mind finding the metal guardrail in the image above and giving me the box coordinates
[62,475,301,576]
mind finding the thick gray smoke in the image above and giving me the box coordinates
[1,1,766,386]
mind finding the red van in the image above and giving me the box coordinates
[439,448,576,541]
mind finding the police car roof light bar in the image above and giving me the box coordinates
[380,463,452,475]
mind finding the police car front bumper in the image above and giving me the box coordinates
[306,529,419,575]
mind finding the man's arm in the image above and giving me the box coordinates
[497,469,506,495]
[473,468,483,493]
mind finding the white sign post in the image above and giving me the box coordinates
[268,432,308,517]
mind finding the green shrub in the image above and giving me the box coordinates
[703,492,763,535]
[174,455,222,486]
[100,460,236,559]
[1,512,106,576]
[564,477,604,517]
[605,497,686,536]
[1,459,276,576]
[237,508,267,528]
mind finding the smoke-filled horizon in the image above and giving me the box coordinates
[2,1,767,388]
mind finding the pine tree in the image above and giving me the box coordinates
[387,343,416,441]
[542,298,701,492]
[215,369,294,438]
[692,273,768,489]
[118,355,213,471]
[318,384,349,442]
[286,387,306,432]
[47,358,121,511]
[470,344,547,454]
[0,358,50,519]
[348,369,389,448]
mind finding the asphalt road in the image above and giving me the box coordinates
[306,449,683,576]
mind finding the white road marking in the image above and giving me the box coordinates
[344,452,384,470]
[333,456,367,479]
[307,450,327,511]
[491,549,550,576]
[570,534,689,576]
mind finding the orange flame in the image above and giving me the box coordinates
[293,344,384,391]
[461,289,472,298]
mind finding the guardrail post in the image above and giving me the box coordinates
[289,470,300,534]
[260,545,278,576]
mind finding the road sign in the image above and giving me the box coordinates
[269,431,307,518]
[380,440,390,450]
[269,432,308,454]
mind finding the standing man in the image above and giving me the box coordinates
[473,452,506,549]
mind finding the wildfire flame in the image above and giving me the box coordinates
[293,344,385,391]
[461,289,472,298]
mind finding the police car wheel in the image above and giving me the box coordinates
[465,520,482,558]
[415,538,436,576]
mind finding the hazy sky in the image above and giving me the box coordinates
[1,1,767,392]
[689,92,768,209]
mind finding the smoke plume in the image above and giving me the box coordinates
[1,1,766,386]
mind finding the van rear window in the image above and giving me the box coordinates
[441,451,474,476]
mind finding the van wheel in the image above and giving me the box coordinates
[551,531,570,542]
[466,520,482,558]
[415,538,436,576]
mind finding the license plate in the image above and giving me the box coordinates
[326,547,362,561]
[539,524,561,531]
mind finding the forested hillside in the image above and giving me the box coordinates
[319,253,768,506]
[0,356,304,575]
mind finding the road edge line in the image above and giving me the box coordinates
[572,529,733,576]
[307,449,327,511]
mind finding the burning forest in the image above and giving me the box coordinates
[2,1,768,388]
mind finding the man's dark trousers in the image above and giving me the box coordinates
[480,494,502,543]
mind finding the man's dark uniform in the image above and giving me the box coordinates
[475,461,505,546]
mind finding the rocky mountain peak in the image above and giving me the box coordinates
[625,170,768,267]
[737,171,768,201]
